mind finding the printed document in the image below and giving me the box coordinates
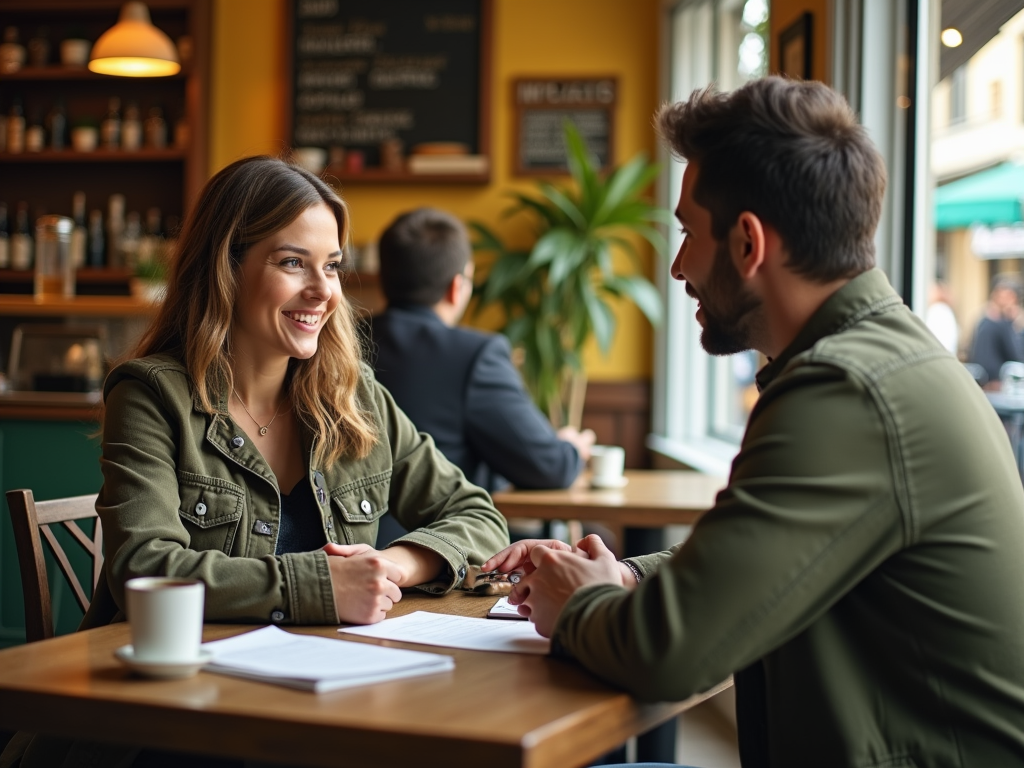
[339,610,550,654]
[488,596,529,620]
[202,625,454,692]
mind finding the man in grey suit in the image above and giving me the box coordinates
[366,208,594,540]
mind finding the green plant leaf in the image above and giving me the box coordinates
[537,183,587,230]
[605,274,663,326]
[582,289,616,354]
[504,192,564,229]
[527,228,579,269]
[548,235,589,288]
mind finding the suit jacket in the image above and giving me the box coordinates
[366,304,581,494]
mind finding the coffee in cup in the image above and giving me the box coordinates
[125,577,205,663]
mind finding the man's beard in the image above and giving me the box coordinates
[692,241,762,356]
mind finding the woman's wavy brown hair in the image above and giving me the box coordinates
[128,155,377,464]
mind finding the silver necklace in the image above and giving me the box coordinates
[232,388,283,437]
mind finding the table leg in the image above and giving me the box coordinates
[624,526,676,764]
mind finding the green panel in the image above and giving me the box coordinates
[0,419,103,648]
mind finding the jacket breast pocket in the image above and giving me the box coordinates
[178,479,245,555]
[331,474,389,545]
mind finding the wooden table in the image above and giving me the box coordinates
[490,469,726,528]
[0,592,727,768]
[491,468,728,763]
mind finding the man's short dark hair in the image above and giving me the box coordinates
[378,208,471,306]
[656,76,887,283]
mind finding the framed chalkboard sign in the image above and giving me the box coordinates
[514,77,617,176]
[286,0,492,182]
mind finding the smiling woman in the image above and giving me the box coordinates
[79,156,509,637]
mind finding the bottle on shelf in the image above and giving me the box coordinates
[101,97,121,150]
[87,210,105,268]
[0,202,9,269]
[144,105,167,149]
[10,202,33,270]
[122,211,141,269]
[71,191,87,269]
[107,194,125,267]
[138,207,163,264]
[47,99,67,151]
[0,101,6,153]
[27,26,50,68]
[24,110,45,153]
[122,101,142,151]
[0,27,25,74]
[6,97,25,154]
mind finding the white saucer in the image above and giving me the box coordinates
[114,645,213,680]
[591,476,629,490]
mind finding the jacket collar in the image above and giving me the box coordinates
[385,303,446,325]
[755,268,903,391]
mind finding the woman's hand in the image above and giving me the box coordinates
[481,539,575,577]
[323,544,403,624]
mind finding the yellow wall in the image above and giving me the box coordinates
[210,0,661,381]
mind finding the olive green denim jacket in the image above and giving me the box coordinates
[81,353,510,629]
[552,270,1024,767]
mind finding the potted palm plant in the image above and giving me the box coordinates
[471,123,668,427]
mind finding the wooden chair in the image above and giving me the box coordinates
[6,489,102,643]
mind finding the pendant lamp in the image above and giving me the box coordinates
[88,1,180,77]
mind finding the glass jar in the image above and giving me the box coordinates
[34,215,75,299]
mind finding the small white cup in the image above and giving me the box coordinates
[292,146,327,175]
[590,445,626,488]
[125,577,205,663]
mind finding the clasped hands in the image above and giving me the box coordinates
[323,542,442,625]
[480,535,638,637]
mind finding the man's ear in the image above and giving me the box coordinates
[443,273,462,306]
[731,211,768,279]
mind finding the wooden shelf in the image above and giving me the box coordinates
[0,295,157,317]
[0,149,186,163]
[325,167,490,185]
[1,267,134,284]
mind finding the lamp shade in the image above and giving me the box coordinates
[88,1,180,77]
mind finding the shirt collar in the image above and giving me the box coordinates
[755,268,903,390]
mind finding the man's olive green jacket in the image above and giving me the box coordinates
[82,354,509,629]
[552,270,1024,767]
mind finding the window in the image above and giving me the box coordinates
[650,0,769,476]
[950,65,967,124]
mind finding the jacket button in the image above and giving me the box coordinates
[195,502,207,516]
[270,610,285,623]
[316,487,326,505]
[360,499,371,514]
[326,517,334,529]
[231,436,244,448]
[313,471,325,488]
[458,565,467,581]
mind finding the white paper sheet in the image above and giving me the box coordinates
[339,610,550,654]
[202,625,454,692]
[487,596,529,620]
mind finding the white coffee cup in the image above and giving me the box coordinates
[292,146,327,175]
[590,445,626,488]
[125,577,205,663]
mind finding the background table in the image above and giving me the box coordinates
[986,390,1024,479]
[0,591,727,768]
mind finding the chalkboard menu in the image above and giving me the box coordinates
[514,77,617,176]
[287,0,491,180]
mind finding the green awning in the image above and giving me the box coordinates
[935,162,1024,230]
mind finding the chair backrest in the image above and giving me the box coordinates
[6,489,102,643]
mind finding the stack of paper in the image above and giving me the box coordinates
[202,625,454,692]
[407,154,489,174]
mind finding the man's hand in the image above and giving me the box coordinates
[557,426,597,461]
[509,534,623,637]
[323,543,404,624]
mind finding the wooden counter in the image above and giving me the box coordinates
[0,391,102,421]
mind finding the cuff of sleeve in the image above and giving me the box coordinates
[550,582,623,658]
[278,550,338,624]
[388,529,468,594]
[623,553,664,579]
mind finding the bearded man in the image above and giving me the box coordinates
[483,77,1024,767]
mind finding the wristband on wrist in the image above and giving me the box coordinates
[622,559,643,584]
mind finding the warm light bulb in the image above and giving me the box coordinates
[88,2,180,78]
[941,28,963,48]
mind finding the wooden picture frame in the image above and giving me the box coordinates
[778,12,813,80]
[513,76,616,177]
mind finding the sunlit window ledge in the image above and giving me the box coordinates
[646,433,738,479]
